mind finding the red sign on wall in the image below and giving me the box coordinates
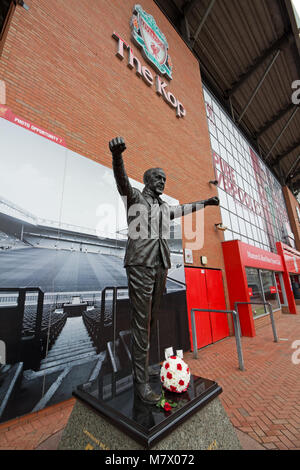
[270,286,277,294]
[0,106,66,146]
[248,287,253,297]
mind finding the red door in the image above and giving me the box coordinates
[185,267,229,350]
[185,268,212,349]
[205,269,229,342]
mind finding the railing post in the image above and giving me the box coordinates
[235,301,279,344]
[232,310,245,371]
[17,288,26,312]
[35,289,44,341]
[113,287,117,361]
[190,307,244,370]
[191,309,198,359]
[268,303,278,342]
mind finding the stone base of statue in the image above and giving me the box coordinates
[58,370,241,450]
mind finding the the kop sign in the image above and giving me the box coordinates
[112,4,186,118]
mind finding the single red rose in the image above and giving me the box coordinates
[167,371,172,379]
[164,402,172,412]
[170,356,176,359]
[179,379,184,386]
[177,363,182,371]
[161,376,164,382]
[170,385,177,392]
[187,367,189,373]
[165,363,170,369]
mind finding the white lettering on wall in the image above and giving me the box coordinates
[112,32,186,118]
[247,251,281,265]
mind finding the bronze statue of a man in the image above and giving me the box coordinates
[109,136,219,404]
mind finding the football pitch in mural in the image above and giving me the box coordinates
[0,110,190,423]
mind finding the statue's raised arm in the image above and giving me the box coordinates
[109,136,127,157]
[109,136,134,200]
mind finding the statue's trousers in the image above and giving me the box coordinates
[126,265,168,384]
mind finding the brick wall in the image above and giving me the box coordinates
[0,0,228,299]
[282,186,300,251]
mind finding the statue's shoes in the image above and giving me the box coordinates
[148,365,160,377]
[134,382,161,405]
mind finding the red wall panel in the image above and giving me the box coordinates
[185,268,212,350]
[222,241,256,337]
[205,269,229,342]
[185,267,229,350]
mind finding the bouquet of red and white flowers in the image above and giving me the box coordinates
[160,348,190,394]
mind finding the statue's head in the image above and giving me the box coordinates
[143,168,166,196]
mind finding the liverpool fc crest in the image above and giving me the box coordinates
[130,4,173,80]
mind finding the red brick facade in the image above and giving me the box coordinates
[0,1,226,279]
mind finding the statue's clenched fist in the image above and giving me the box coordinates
[204,196,220,207]
[109,136,126,156]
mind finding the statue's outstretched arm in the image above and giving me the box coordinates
[170,197,219,220]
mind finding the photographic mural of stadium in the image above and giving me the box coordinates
[0,113,190,423]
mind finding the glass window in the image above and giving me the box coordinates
[243,208,250,222]
[223,126,230,139]
[208,120,217,137]
[245,221,253,239]
[227,194,236,213]
[234,160,241,175]
[219,143,227,160]
[220,207,231,229]
[212,100,220,117]
[227,153,236,170]
[249,211,255,225]
[215,116,223,132]
[236,202,244,218]
[217,129,225,146]
[218,188,228,209]
[225,137,232,153]
[260,270,280,312]
[239,218,246,235]
[220,111,227,125]
[246,268,265,317]
[205,83,293,254]
[238,176,245,191]
[210,135,220,153]
[224,229,230,241]
[232,146,238,160]
[230,213,240,233]
[203,90,212,105]
[252,225,258,240]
